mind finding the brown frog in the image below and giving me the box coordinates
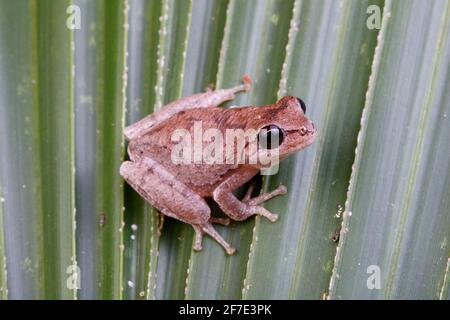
[120,75,316,254]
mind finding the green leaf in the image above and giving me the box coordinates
[74,0,128,299]
[0,184,7,299]
[153,0,228,300]
[329,0,450,299]
[243,0,382,299]
[122,0,162,300]
[184,0,295,299]
[0,0,75,299]
[146,0,193,300]
[182,0,229,97]
[1,0,448,301]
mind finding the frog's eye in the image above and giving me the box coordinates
[258,125,284,149]
[296,97,306,114]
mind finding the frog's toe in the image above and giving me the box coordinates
[242,74,252,91]
[210,217,231,226]
[226,246,236,255]
[277,184,288,194]
[249,205,279,223]
[200,223,235,255]
[245,184,288,206]
[192,225,203,251]
[266,213,279,223]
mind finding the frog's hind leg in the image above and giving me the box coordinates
[120,157,236,254]
[193,223,236,255]
[120,158,211,226]
[124,75,252,140]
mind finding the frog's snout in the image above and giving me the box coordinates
[309,121,316,136]
[301,120,317,144]
[309,121,317,143]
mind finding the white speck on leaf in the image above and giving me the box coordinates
[336,205,343,218]
[270,14,279,25]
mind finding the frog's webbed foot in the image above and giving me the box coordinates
[193,223,236,255]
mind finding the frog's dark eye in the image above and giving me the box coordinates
[258,125,284,149]
[296,97,306,114]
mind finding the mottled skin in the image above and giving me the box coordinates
[120,76,316,254]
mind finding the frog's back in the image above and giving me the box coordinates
[129,107,248,197]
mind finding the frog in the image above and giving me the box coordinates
[120,75,316,255]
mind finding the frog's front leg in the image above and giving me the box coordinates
[124,75,252,140]
[213,168,287,222]
[120,157,236,254]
